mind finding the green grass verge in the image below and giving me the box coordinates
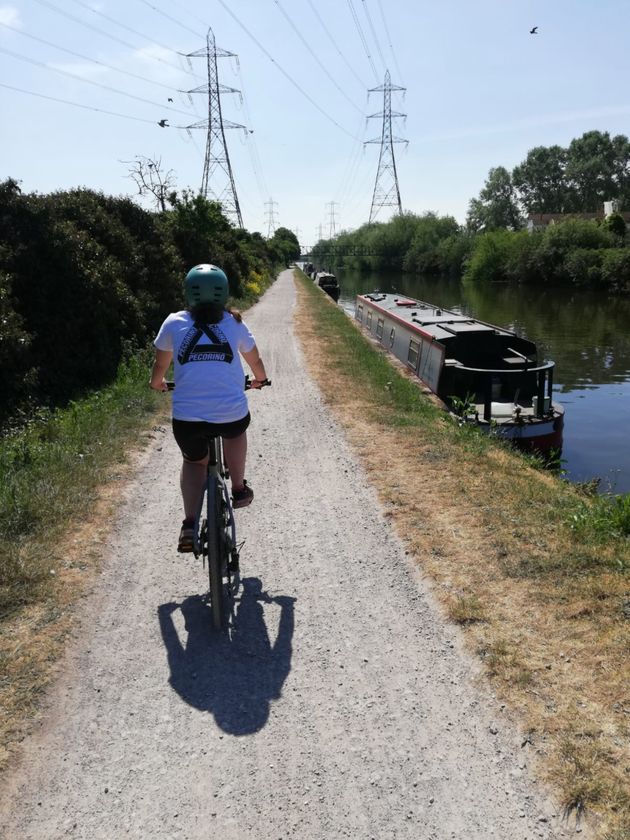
[0,353,162,617]
[299,272,630,575]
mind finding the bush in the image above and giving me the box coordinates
[463,230,516,283]
[601,249,630,292]
[0,180,280,429]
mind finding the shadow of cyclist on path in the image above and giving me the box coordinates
[158,577,295,735]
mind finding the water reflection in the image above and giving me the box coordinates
[337,268,630,493]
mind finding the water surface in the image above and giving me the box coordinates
[335,269,630,494]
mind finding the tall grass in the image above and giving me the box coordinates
[0,353,161,616]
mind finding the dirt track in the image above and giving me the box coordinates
[0,271,585,839]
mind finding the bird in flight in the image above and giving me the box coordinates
[158,119,169,128]
[167,97,173,102]
[530,26,538,34]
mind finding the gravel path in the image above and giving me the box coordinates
[0,271,583,839]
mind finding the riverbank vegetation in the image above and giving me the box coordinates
[294,270,629,840]
[311,130,630,293]
[0,178,299,431]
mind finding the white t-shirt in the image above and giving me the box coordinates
[154,310,256,423]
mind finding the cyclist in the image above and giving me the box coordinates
[150,263,269,552]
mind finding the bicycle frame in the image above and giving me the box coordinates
[164,376,270,630]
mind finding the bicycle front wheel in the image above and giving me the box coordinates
[206,475,226,631]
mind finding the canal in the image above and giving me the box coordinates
[334,269,630,494]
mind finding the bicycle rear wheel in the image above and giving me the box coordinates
[206,475,227,631]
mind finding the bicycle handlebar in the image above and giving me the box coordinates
[164,377,271,392]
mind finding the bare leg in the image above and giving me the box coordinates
[180,456,208,520]
[223,432,247,490]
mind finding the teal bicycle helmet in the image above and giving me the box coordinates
[185,263,229,307]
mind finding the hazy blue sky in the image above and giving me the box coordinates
[2,0,629,247]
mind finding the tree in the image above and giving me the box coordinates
[565,131,617,212]
[512,145,573,213]
[611,134,630,208]
[603,211,627,241]
[124,155,176,212]
[466,166,522,232]
[268,227,300,264]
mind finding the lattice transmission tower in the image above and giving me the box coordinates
[265,198,279,237]
[181,29,245,227]
[365,70,408,224]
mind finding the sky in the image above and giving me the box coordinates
[2,0,630,249]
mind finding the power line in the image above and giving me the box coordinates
[236,66,269,201]
[273,0,364,116]
[0,45,196,118]
[376,0,405,85]
[32,0,200,80]
[216,0,359,140]
[0,21,188,96]
[305,0,367,91]
[135,0,201,39]
[346,0,379,82]
[0,81,160,125]
[361,0,388,76]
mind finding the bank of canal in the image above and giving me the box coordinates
[334,268,630,494]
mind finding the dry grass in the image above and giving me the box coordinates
[294,271,630,839]
[0,416,169,773]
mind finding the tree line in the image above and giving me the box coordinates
[468,130,630,231]
[0,179,299,430]
[311,130,630,294]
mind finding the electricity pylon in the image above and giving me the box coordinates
[181,29,245,227]
[365,70,408,224]
[326,201,339,238]
[265,198,279,237]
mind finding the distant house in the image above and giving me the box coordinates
[526,200,630,232]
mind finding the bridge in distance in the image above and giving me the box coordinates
[299,246,384,259]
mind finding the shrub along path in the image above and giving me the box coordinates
[0,270,617,839]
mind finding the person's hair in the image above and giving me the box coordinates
[188,302,242,324]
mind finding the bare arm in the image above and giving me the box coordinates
[241,345,268,386]
[150,349,173,391]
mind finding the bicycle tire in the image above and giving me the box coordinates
[206,475,226,631]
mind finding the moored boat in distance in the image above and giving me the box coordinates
[355,292,564,455]
[315,272,340,302]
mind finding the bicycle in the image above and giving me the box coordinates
[166,377,271,630]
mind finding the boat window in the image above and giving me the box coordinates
[407,339,419,369]
[389,327,395,347]
[366,310,373,329]
[356,305,363,323]
[376,318,384,340]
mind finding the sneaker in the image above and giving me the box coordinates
[177,519,195,553]
[232,481,254,509]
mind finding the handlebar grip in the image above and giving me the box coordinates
[244,376,271,391]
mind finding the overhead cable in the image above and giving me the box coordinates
[135,0,201,39]
[376,0,405,84]
[305,0,367,91]
[0,81,162,125]
[0,21,187,95]
[235,66,270,201]
[346,0,379,83]
[0,45,196,118]
[273,0,364,116]
[216,0,359,140]
[32,0,201,80]
[361,0,387,76]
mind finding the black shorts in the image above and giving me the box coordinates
[172,414,251,462]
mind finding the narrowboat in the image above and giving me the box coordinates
[315,272,341,302]
[355,292,564,454]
